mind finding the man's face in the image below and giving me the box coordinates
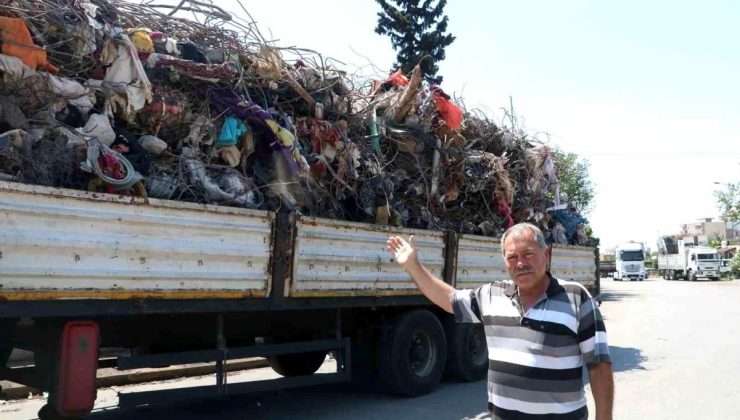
[503,230,549,292]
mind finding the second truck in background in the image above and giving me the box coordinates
[657,236,720,281]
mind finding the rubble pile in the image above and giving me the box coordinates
[0,0,589,245]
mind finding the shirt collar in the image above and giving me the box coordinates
[544,272,565,297]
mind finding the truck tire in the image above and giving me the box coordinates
[443,318,487,382]
[268,351,327,377]
[378,309,446,397]
[688,271,697,282]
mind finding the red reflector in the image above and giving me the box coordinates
[56,321,99,416]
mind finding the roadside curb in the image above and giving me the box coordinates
[0,358,269,401]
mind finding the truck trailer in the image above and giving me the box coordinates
[0,181,599,419]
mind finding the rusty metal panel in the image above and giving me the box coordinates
[290,217,445,297]
[455,234,508,290]
[0,182,273,300]
[550,244,597,290]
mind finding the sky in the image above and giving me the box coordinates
[174,0,739,250]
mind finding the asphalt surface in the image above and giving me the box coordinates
[2,276,739,419]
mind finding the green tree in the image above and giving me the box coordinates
[730,252,740,278]
[584,225,600,247]
[552,148,595,215]
[714,182,740,223]
[374,0,456,84]
[708,233,724,248]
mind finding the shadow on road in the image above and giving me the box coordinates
[609,346,647,373]
[599,291,639,303]
[85,379,489,420]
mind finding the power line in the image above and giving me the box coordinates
[583,152,740,157]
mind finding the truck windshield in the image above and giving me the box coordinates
[697,254,718,261]
[619,250,644,261]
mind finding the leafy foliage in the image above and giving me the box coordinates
[730,252,740,278]
[708,234,724,248]
[375,0,456,84]
[714,182,740,223]
[552,148,595,215]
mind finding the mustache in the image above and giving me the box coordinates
[514,267,534,275]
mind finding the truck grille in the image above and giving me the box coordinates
[626,264,640,273]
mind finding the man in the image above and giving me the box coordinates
[386,222,613,420]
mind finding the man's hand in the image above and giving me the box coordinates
[385,234,454,313]
[386,235,419,271]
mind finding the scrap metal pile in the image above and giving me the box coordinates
[0,0,589,245]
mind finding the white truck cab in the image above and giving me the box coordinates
[614,242,646,281]
[686,247,721,281]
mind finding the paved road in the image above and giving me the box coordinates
[588,276,740,419]
[2,277,739,419]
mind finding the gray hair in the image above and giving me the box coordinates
[500,223,547,256]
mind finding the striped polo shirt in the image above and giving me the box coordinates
[451,274,610,420]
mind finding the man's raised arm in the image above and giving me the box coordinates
[386,235,455,313]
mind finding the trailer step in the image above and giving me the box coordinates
[117,339,347,370]
[116,338,351,409]
[118,372,350,408]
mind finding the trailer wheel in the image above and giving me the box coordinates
[269,351,327,377]
[378,310,446,396]
[443,318,487,382]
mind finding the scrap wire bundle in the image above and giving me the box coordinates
[0,0,588,245]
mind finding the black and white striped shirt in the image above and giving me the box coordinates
[451,274,610,420]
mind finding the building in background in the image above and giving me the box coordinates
[678,218,739,245]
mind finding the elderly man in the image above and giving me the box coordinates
[386,222,613,420]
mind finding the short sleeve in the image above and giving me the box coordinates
[577,292,611,367]
[451,287,483,324]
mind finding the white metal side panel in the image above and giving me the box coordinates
[0,182,273,300]
[658,254,682,270]
[455,235,508,289]
[550,245,596,289]
[291,217,445,297]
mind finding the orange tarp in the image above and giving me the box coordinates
[0,17,59,74]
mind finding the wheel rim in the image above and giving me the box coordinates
[467,327,488,366]
[409,330,436,377]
